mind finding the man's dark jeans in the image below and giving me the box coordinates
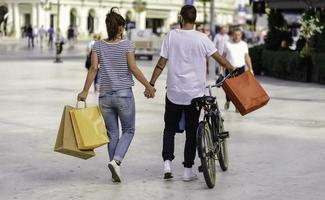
[162,96,200,168]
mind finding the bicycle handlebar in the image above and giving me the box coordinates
[204,67,241,96]
[207,72,232,89]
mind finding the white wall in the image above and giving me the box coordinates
[3,0,237,38]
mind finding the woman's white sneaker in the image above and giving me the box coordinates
[108,160,121,183]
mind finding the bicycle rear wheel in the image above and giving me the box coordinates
[197,121,216,188]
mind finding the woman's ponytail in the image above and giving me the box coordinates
[105,7,126,40]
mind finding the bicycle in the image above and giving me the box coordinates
[191,72,234,188]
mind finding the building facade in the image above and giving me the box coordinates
[0,0,237,38]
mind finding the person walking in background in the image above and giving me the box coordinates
[77,8,155,183]
[73,25,79,43]
[26,25,34,48]
[33,26,39,44]
[48,26,54,48]
[67,25,75,48]
[222,28,254,111]
[38,25,46,48]
[149,5,234,182]
[196,24,212,75]
[213,26,229,75]
[56,28,65,55]
[86,33,101,93]
[21,26,26,38]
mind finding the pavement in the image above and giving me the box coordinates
[0,37,92,60]
[0,42,325,200]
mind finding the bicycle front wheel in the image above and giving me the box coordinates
[216,119,229,171]
[197,121,216,188]
[217,139,228,171]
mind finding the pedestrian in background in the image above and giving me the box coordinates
[56,28,65,55]
[48,26,54,48]
[222,28,254,111]
[67,25,75,48]
[26,25,34,48]
[196,24,212,75]
[149,5,234,182]
[77,8,155,183]
[86,33,101,93]
[38,25,46,48]
[213,26,230,75]
[21,26,26,38]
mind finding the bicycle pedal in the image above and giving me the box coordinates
[198,165,203,172]
[219,131,229,139]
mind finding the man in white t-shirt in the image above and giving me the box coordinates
[213,26,230,74]
[222,28,254,111]
[38,25,46,48]
[148,5,235,182]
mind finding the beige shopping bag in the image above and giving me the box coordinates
[54,105,95,159]
[70,102,109,150]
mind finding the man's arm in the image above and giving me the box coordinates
[149,56,168,86]
[218,52,227,75]
[211,51,234,73]
[245,53,254,74]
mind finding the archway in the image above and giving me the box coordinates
[0,5,8,36]
[70,8,77,26]
[87,9,95,34]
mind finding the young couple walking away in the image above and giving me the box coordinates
[78,5,235,183]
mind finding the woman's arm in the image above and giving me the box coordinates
[77,51,99,101]
[127,51,156,98]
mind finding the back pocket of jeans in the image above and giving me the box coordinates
[116,89,133,98]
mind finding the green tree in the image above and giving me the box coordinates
[265,9,292,50]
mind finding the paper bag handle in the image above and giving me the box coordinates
[76,101,87,108]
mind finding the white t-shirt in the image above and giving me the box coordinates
[160,29,217,105]
[223,40,248,68]
[88,40,95,51]
[213,33,229,55]
[38,27,46,37]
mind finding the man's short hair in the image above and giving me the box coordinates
[180,5,196,24]
[233,28,242,34]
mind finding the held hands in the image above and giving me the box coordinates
[144,85,156,99]
[77,90,88,101]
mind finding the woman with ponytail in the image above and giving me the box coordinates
[78,7,156,183]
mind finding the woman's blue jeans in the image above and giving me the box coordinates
[99,88,135,162]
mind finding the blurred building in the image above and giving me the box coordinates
[0,0,237,38]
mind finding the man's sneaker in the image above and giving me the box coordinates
[108,160,121,183]
[163,160,173,179]
[224,101,230,111]
[182,167,198,182]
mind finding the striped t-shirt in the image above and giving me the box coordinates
[92,39,135,93]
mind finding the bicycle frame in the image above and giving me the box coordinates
[201,74,232,152]
[202,99,220,152]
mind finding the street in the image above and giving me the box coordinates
[0,47,325,200]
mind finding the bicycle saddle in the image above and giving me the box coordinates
[192,96,216,106]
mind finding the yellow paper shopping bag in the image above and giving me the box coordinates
[70,101,109,150]
[54,105,95,159]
